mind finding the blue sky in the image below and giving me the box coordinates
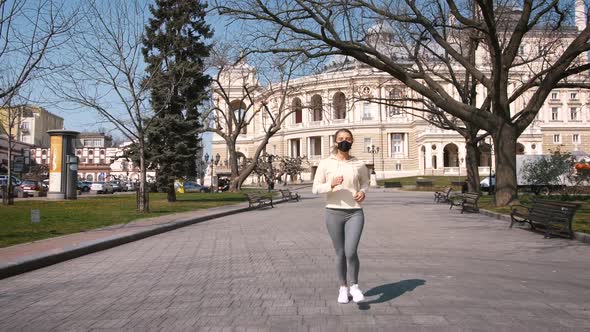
[28,2,232,154]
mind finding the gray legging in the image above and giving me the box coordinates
[325,208,365,285]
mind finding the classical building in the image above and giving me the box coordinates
[210,7,590,183]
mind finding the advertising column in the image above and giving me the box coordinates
[46,130,79,200]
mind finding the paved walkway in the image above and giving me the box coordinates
[0,189,589,331]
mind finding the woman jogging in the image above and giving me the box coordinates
[312,128,370,304]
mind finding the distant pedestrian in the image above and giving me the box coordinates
[312,128,370,304]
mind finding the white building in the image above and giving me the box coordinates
[210,8,590,183]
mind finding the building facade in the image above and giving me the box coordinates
[210,13,590,183]
[0,105,63,147]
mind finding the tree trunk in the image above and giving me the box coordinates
[167,179,176,202]
[5,115,14,205]
[493,125,518,206]
[227,143,240,192]
[138,143,149,212]
[464,139,481,193]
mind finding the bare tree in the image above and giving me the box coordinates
[0,0,74,205]
[202,48,306,191]
[216,0,590,206]
[48,1,173,212]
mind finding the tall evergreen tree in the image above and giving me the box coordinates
[143,0,212,202]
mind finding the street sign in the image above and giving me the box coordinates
[13,162,24,172]
[31,210,40,223]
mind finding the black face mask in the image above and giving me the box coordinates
[337,140,352,152]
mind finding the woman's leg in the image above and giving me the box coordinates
[344,209,364,284]
[325,209,347,285]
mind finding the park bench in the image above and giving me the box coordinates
[279,188,300,202]
[449,192,481,213]
[434,187,453,203]
[384,181,402,188]
[245,193,274,209]
[416,180,433,187]
[510,199,581,239]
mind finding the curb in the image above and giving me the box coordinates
[0,199,289,280]
[480,208,590,244]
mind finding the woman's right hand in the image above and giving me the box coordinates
[331,175,343,189]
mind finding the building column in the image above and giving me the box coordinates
[425,144,433,169]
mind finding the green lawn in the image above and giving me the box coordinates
[378,175,483,191]
[0,191,271,248]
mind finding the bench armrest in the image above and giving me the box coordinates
[510,204,530,215]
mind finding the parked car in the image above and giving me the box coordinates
[20,180,45,196]
[479,175,496,193]
[184,182,209,193]
[77,181,91,192]
[125,182,138,191]
[0,175,21,186]
[0,179,24,198]
[90,181,114,194]
[217,177,230,192]
[108,181,123,192]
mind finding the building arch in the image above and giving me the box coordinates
[311,94,323,121]
[516,143,525,155]
[479,143,492,167]
[292,97,303,123]
[443,143,459,167]
[229,99,248,134]
[333,92,346,119]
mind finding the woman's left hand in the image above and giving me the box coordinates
[353,191,366,203]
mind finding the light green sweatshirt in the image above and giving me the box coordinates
[312,155,370,209]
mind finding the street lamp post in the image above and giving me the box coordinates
[213,153,220,193]
[367,145,380,187]
[267,154,274,192]
[367,145,380,175]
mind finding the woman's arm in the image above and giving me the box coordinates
[312,160,332,194]
[359,163,370,193]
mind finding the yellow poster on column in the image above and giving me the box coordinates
[49,135,62,192]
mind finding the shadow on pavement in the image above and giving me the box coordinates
[357,279,426,310]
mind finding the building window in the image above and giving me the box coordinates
[553,134,560,144]
[364,138,372,151]
[290,139,301,157]
[311,94,323,121]
[362,103,372,120]
[309,137,322,156]
[388,88,403,117]
[573,134,580,144]
[570,107,578,120]
[333,92,346,119]
[83,139,103,147]
[551,107,559,120]
[551,91,559,100]
[292,97,303,124]
[395,163,402,171]
[391,133,403,155]
[570,92,577,100]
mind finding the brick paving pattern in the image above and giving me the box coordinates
[0,189,589,331]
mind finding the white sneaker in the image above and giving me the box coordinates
[338,286,349,304]
[349,284,364,303]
